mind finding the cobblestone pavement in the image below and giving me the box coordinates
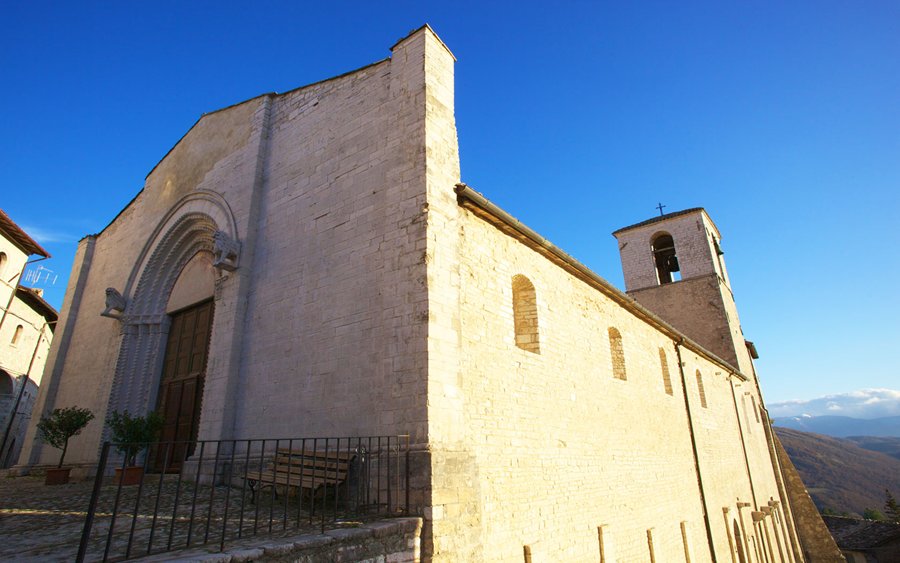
[0,473,99,562]
[0,472,396,562]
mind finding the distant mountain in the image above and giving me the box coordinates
[773,415,900,438]
[775,427,900,516]
[845,436,900,461]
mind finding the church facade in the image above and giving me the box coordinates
[19,26,841,561]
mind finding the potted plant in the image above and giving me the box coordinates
[36,406,95,485]
[106,410,164,485]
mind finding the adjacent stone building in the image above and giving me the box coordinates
[0,210,56,468]
[18,26,841,561]
[823,516,900,563]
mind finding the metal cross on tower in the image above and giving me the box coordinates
[656,202,666,216]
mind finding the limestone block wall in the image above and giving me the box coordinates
[411,26,485,562]
[628,276,737,369]
[230,517,423,563]
[677,346,787,561]
[230,29,436,443]
[425,201,797,561]
[775,439,845,561]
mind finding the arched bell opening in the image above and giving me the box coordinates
[651,232,680,284]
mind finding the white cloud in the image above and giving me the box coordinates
[769,388,900,418]
[19,224,77,244]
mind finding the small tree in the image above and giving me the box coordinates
[106,410,164,466]
[863,508,885,521]
[36,407,95,468]
[885,490,900,523]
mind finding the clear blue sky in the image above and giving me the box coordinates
[2,1,897,405]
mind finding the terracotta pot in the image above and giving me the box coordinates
[115,466,145,486]
[45,467,71,485]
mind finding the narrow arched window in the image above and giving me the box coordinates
[659,348,673,395]
[0,252,7,276]
[609,327,626,380]
[11,325,23,346]
[651,233,680,284]
[512,275,540,354]
[696,369,707,408]
[742,395,753,433]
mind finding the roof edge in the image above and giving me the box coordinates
[0,209,50,258]
[15,286,59,323]
[146,52,396,183]
[612,207,707,237]
[391,23,456,61]
[454,183,748,379]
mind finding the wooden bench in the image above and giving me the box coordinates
[244,448,357,504]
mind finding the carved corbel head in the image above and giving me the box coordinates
[212,230,241,272]
[101,287,127,319]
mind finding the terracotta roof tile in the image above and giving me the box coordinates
[0,209,50,257]
[823,515,900,549]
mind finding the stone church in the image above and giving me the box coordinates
[19,25,842,561]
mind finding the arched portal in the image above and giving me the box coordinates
[105,191,239,470]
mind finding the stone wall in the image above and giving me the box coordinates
[226,518,422,563]
[627,275,737,369]
[775,439,845,562]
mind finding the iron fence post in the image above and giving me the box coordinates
[76,441,110,563]
[404,435,410,514]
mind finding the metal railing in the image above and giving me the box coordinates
[76,435,410,562]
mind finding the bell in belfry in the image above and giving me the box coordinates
[666,255,680,272]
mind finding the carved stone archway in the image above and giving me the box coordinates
[105,191,240,435]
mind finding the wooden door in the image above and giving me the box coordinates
[153,300,213,472]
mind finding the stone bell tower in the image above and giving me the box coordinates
[612,208,756,377]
